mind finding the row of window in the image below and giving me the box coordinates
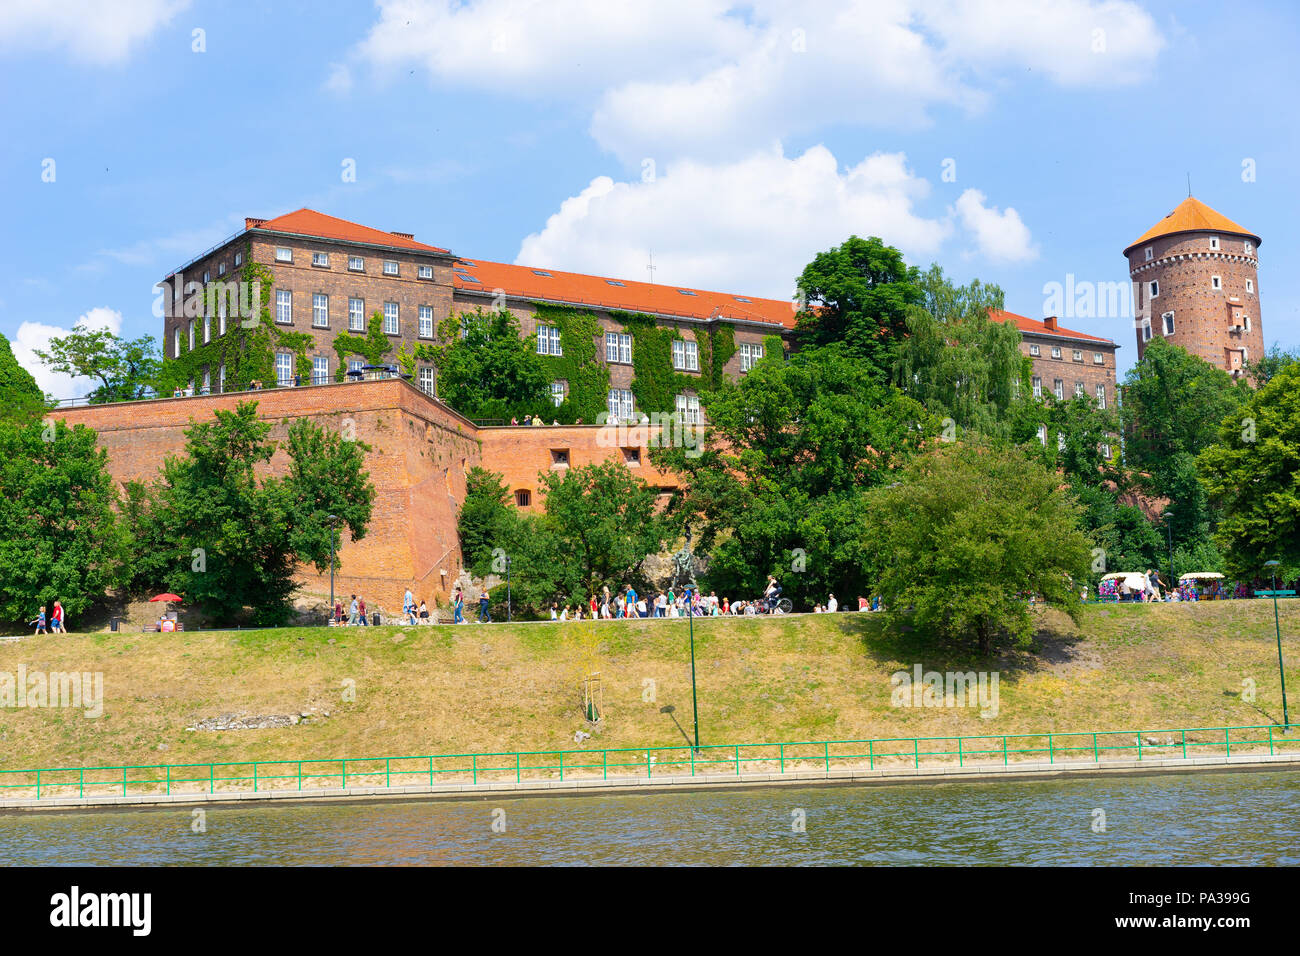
[1139,310,1252,342]
[1035,424,1113,459]
[198,251,243,283]
[1029,343,1106,364]
[1143,237,1254,260]
[275,246,434,279]
[1145,276,1254,298]
[180,355,437,396]
[544,325,764,372]
[1030,377,1108,408]
[270,292,436,337]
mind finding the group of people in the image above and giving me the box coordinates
[28,602,67,634]
[334,594,371,626]
[510,416,578,426]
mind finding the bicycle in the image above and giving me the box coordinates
[761,593,793,615]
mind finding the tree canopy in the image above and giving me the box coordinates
[33,324,160,404]
[425,308,551,420]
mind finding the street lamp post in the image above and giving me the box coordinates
[328,514,339,620]
[1264,560,1289,731]
[506,555,512,623]
[684,527,700,751]
[1163,509,1174,596]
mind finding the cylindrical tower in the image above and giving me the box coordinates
[1124,197,1262,378]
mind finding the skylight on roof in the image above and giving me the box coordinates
[677,289,698,296]
[459,259,476,266]
[734,296,752,303]
[455,273,481,283]
[605,279,625,287]
[532,270,552,277]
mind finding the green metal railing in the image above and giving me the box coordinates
[2,723,1295,802]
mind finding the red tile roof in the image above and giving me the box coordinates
[450,258,797,328]
[989,309,1114,345]
[252,208,448,254]
[1124,197,1260,254]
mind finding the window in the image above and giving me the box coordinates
[1096,384,1107,409]
[1162,311,1175,335]
[417,265,433,279]
[1029,344,1040,356]
[734,296,752,303]
[607,388,634,421]
[218,298,227,336]
[1211,275,1222,291]
[418,366,435,395]
[1072,349,1082,362]
[312,355,329,385]
[1032,375,1042,398]
[605,279,625,287]
[1101,443,1112,459]
[1208,236,1220,250]
[550,449,569,468]
[605,332,632,364]
[188,320,195,350]
[201,369,210,394]
[1244,314,1252,333]
[1037,424,1047,445]
[676,393,701,425]
[276,289,292,324]
[312,252,329,268]
[515,490,531,507]
[234,251,243,267]
[456,273,480,284]
[1244,241,1254,255]
[203,269,210,283]
[1142,321,1152,342]
[202,315,210,344]
[1093,352,1104,365]
[1149,280,1159,298]
[1074,381,1085,398]
[313,293,329,328]
[623,447,641,465]
[1051,346,1062,359]
[1053,379,1064,400]
[348,256,364,272]
[347,358,363,375]
[532,270,552,277]
[672,339,699,371]
[174,328,181,357]
[383,260,399,276]
[1144,247,1153,261]
[418,306,434,339]
[537,324,562,356]
[676,289,697,297]
[275,352,293,385]
[739,342,765,372]
[218,364,226,393]
[275,247,292,262]
[383,301,399,334]
[348,297,364,331]
[1057,431,1066,451]
[1246,279,1254,293]
[550,381,566,407]
[218,262,226,276]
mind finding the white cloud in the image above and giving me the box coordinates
[953,188,1037,263]
[347,0,1163,162]
[11,307,122,400]
[515,145,955,298]
[0,0,189,64]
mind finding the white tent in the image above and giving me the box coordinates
[1179,572,1224,582]
[1100,572,1151,589]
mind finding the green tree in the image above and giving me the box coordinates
[0,332,47,424]
[793,235,922,381]
[458,466,515,570]
[1198,361,1300,577]
[33,323,161,403]
[426,308,550,420]
[1245,344,1299,387]
[863,442,1093,655]
[130,402,374,624]
[0,418,128,625]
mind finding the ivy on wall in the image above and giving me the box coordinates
[610,310,737,414]
[331,313,394,380]
[532,302,609,421]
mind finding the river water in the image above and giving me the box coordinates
[2,770,1296,865]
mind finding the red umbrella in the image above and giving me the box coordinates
[150,593,182,603]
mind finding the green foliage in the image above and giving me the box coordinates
[1244,344,1299,387]
[127,401,374,625]
[331,312,393,379]
[654,348,936,607]
[863,442,1094,655]
[458,466,514,570]
[425,308,550,420]
[33,324,161,403]
[1071,482,1164,579]
[1199,361,1300,578]
[0,418,128,624]
[0,332,47,423]
[793,235,923,381]
[532,303,608,421]
[610,311,737,415]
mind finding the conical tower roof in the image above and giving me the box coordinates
[1124,196,1260,254]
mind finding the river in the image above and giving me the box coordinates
[2,769,1296,865]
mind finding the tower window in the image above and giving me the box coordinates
[1211,275,1222,291]
[1149,280,1158,298]
[1246,279,1254,293]
[1144,247,1153,261]
[1162,311,1175,335]
[1244,241,1254,255]
[1208,236,1220,250]
[515,489,531,507]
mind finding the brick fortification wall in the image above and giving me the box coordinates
[55,380,482,614]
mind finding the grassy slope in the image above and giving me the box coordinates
[0,601,1296,772]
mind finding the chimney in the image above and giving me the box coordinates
[390,231,414,240]
[245,217,267,230]
[1044,316,1058,331]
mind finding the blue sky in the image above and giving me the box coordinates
[2,0,1297,397]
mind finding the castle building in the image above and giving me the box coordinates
[1124,197,1262,378]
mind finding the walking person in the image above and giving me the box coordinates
[30,606,47,635]
[453,587,465,624]
[477,587,492,623]
[348,594,359,626]
[51,601,65,634]
[404,587,414,620]
[358,595,368,625]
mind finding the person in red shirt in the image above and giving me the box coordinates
[358,596,368,626]
[51,601,65,634]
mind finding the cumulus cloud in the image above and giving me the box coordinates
[953,188,1038,263]
[515,145,955,298]
[347,0,1162,162]
[0,0,189,65]
[11,307,123,400]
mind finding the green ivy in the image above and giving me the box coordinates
[610,311,737,414]
[331,313,394,380]
[532,302,609,421]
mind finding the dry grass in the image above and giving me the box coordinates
[0,600,1295,774]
